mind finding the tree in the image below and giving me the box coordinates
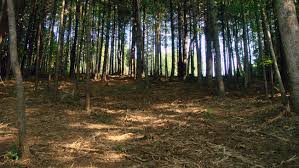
[170,0,176,79]
[209,0,225,95]
[6,0,27,157]
[133,0,143,80]
[261,6,289,111]
[85,0,93,112]
[275,0,299,113]
[54,0,66,95]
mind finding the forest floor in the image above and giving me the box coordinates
[0,77,299,168]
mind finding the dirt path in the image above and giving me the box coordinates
[0,79,298,167]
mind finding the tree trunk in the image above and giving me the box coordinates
[109,7,116,75]
[182,0,188,80]
[205,1,213,86]
[54,0,66,95]
[70,0,80,79]
[85,0,93,113]
[133,0,143,80]
[193,4,202,82]
[47,0,57,89]
[262,7,289,110]
[255,3,269,98]
[177,4,183,79]
[102,4,111,82]
[209,0,225,95]
[35,22,42,89]
[7,0,27,157]
[241,3,249,89]
[164,19,169,79]
[154,13,161,80]
[170,0,175,79]
[275,0,299,113]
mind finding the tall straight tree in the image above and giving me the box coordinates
[6,0,27,157]
[209,0,225,95]
[192,2,202,81]
[54,0,66,95]
[261,7,289,111]
[241,3,249,89]
[133,0,143,80]
[275,0,299,113]
[102,3,111,82]
[182,0,188,79]
[154,11,161,79]
[47,0,57,88]
[170,0,175,79]
[85,0,93,112]
[70,0,81,79]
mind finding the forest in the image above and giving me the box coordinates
[0,0,299,167]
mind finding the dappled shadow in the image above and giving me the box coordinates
[0,79,298,167]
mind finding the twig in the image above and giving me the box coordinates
[0,75,5,86]
[206,141,265,168]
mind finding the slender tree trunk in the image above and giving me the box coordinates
[54,0,66,95]
[154,13,161,80]
[109,7,116,75]
[70,0,80,79]
[164,19,169,79]
[226,20,233,77]
[262,8,289,110]
[177,4,183,79]
[205,2,213,86]
[170,0,175,79]
[221,1,227,75]
[102,4,111,82]
[47,0,57,89]
[7,0,27,157]
[121,24,125,75]
[35,22,42,89]
[134,0,143,80]
[255,3,269,97]
[85,0,93,113]
[209,0,225,95]
[193,5,202,82]
[241,3,249,89]
[98,8,106,76]
[64,0,73,77]
[233,22,242,76]
[182,0,188,80]
[74,0,84,96]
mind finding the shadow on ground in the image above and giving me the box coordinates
[0,79,298,167]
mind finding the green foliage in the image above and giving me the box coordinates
[202,108,216,120]
[4,144,20,161]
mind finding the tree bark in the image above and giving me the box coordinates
[170,0,175,79]
[275,0,299,113]
[102,3,111,82]
[241,3,249,89]
[85,0,93,113]
[7,0,27,157]
[262,7,289,110]
[54,0,66,95]
[209,0,225,95]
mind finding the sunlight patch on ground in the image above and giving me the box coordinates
[64,137,93,151]
[125,114,159,124]
[105,133,135,142]
[69,122,121,130]
[102,151,126,162]
[152,103,208,114]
